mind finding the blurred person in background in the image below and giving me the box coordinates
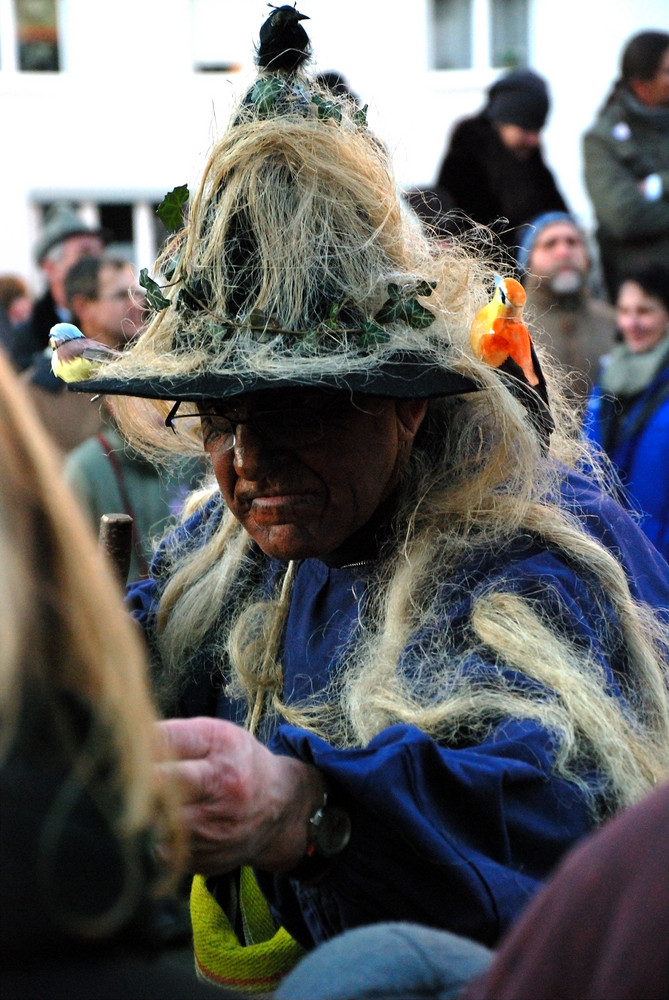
[0,275,32,355]
[21,254,145,456]
[10,202,107,372]
[0,348,228,1000]
[0,274,33,328]
[436,68,569,259]
[517,212,616,400]
[583,263,669,561]
[583,30,669,301]
[62,255,204,582]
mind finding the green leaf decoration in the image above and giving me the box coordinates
[362,319,387,337]
[415,280,437,297]
[156,185,189,232]
[374,282,436,330]
[360,319,389,348]
[404,298,436,329]
[374,284,402,325]
[351,103,369,128]
[139,268,171,311]
[311,94,343,124]
[251,76,286,115]
[325,302,340,330]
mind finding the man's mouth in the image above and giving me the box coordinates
[247,491,321,523]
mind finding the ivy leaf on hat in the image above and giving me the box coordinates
[157,185,190,232]
[139,268,171,311]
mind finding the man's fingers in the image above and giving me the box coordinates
[155,756,218,801]
[158,716,219,761]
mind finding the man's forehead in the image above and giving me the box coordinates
[100,261,134,287]
[62,232,105,255]
[535,222,583,247]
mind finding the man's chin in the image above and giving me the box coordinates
[549,270,584,295]
[245,521,333,562]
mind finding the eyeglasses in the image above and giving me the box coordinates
[165,393,353,452]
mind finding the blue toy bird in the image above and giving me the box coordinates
[49,323,121,383]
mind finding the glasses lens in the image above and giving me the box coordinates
[253,408,325,449]
[199,415,235,450]
[167,413,204,440]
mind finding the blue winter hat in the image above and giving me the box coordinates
[516,212,580,273]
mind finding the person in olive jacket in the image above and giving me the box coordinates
[583,30,669,301]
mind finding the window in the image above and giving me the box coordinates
[15,0,59,71]
[433,0,472,70]
[490,0,528,68]
[431,0,528,71]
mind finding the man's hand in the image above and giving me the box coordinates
[158,716,326,875]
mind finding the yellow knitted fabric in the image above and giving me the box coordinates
[191,869,305,994]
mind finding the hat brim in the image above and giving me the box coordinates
[66,350,480,401]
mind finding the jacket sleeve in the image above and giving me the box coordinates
[265,718,592,949]
[583,128,669,240]
[261,492,669,950]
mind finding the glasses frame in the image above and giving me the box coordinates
[164,393,350,452]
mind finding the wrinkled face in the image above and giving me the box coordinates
[200,388,426,561]
[632,47,669,108]
[529,221,589,293]
[616,280,669,354]
[496,124,542,160]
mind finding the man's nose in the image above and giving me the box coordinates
[232,421,286,476]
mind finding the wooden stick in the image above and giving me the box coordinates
[99,512,133,586]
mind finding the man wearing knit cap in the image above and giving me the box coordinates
[437,68,568,256]
[517,211,616,400]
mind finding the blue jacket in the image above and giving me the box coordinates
[584,361,669,561]
[128,469,669,950]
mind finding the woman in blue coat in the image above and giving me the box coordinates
[584,264,669,560]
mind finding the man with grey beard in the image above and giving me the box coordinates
[517,212,616,401]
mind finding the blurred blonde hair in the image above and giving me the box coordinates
[0,350,182,935]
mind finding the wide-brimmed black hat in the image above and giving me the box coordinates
[67,348,479,402]
[63,8,486,411]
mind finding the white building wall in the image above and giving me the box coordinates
[2,0,668,294]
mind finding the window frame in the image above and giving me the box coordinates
[429,0,529,74]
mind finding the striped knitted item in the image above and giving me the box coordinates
[191,869,304,994]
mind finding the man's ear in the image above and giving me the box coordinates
[396,398,428,441]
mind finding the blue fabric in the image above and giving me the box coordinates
[126,467,669,950]
[583,363,669,560]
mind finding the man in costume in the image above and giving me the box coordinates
[59,8,669,993]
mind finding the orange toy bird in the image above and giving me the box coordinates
[470,274,538,387]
